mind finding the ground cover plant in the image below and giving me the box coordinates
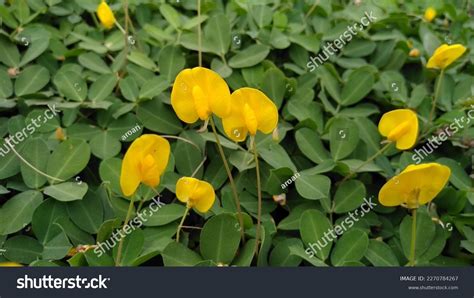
[0,0,473,267]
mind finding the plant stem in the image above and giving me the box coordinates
[252,136,262,259]
[176,206,191,242]
[115,194,136,266]
[341,142,392,183]
[209,117,245,243]
[409,208,417,267]
[427,69,445,130]
[197,0,202,67]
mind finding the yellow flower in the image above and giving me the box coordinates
[222,88,278,142]
[426,44,467,70]
[379,163,450,208]
[171,67,231,123]
[97,1,116,30]
[409,48,420,58]
[424,7,436,22]
[176,177,215,213]
[378,109,418,150]
[120,134,170,197]
[0,262,22,267]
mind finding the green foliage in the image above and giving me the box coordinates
[0,0,473,267]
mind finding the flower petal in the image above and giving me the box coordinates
[171,69,200,123]
[427,44,467,69]
[378,109,418,149]
[191,67,231,119]
[240,88,279,134]
[193,180,216,213]
[120,134,170,196]
[176,177,199,204]
[97,1,116,29]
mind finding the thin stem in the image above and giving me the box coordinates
[161,135,200,151]
[5,139,65,183]
[209,117,245,243]
[191,155,207,177]
[115,20,127,35]
[252,136,262,259]
[427,69,445,130]
[341,142,392,183]
[409,208,417,267]
[197,0,202,66]
[176,206,191,242]
[115,194,136,266]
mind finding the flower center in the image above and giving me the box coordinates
[243,103,258,135]
[192,85,211,120]
[405,188,420,209]
[387,120,411,141]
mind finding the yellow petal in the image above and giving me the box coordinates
[222,113,248,142]
[176,177,199,204]
[192,67,231,119]
[424,7,436,22]
[96,1,116,29]
[171,69,200,123]
[175,177,215,213]
[239,88,279,134]
[426,44,467,69]
[0,262,22,267]
[171,67,231,123]
[120,134,170,196]
[378,163,450,208]
[192,180,216,213]
[378,109,418,150]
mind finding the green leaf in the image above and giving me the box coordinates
[15,65,50,96]
[329,118,360,160]
[269,238,302,267]
[20,138,49,188]
[139,76,169,99]
[228,44,270,68]
[143,203,185,226]
[158,45,185,82]
[436,158,472,191]
[200,213,241,264]
[119,76,139,102]
[204,13,230,55]
[4,235,42,264]
[341,67,375,106]
[127,50,158,71]
[67,189,104,234]
[43,182,89,202]
[364,239,399,266]
[162,241,203,266]
[90,131,121,160]
[400,210,436,262]
[0,36,20,67]
[46,138,91,183]
[295,128,331,164]
[53,71,87,102]
[19,34,50,67]
[299,209,333,260]
[159,4,181,30]
[89,74,117,102]
[261,68,286,108]
[0,69,13,98]
[113,229,144,266]
[330,229,369,266]
[137,98,182,134]
[333,180,366,214]
[295,172,331,200]
[0,190,43,235]
[78,52,111,74]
